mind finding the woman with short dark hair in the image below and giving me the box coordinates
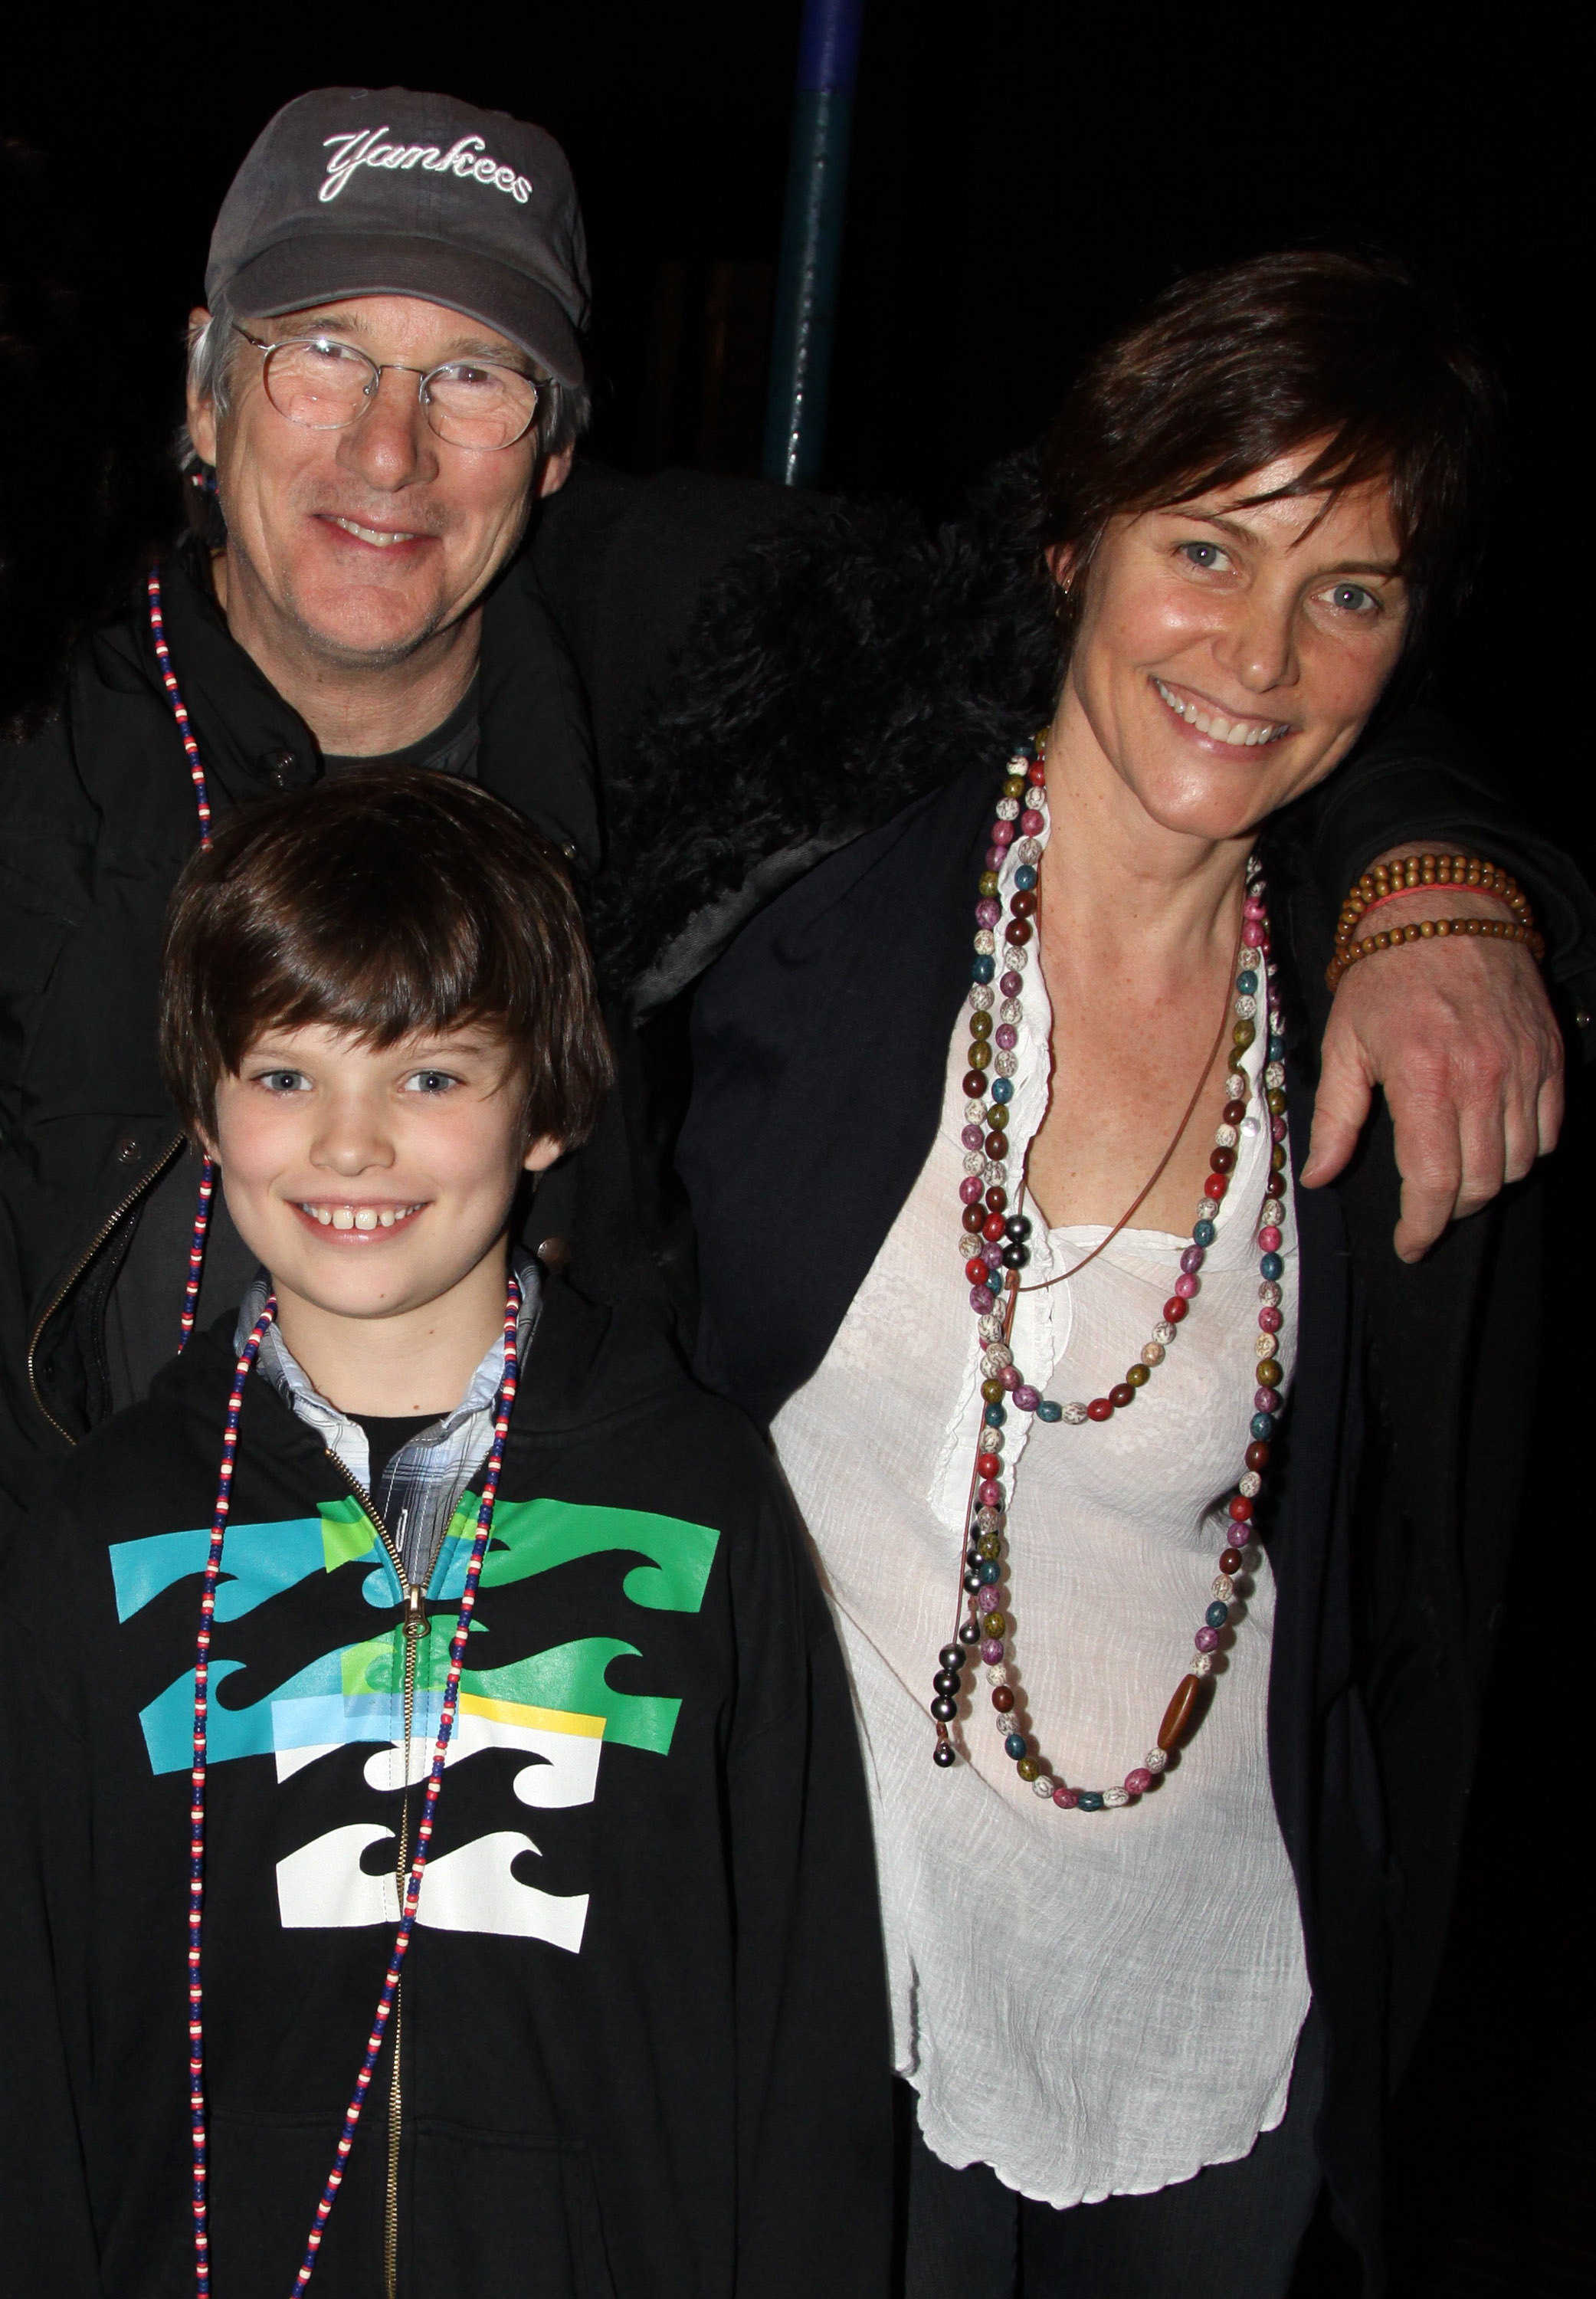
[677,253,1528,2296]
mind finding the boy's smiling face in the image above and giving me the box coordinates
[205,1022,560,1408]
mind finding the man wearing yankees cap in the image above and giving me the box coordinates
[181,90,597,775]
[0,87,720,1481]
[0,84,1585,1537]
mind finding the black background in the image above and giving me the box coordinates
[2,8,1588,2289]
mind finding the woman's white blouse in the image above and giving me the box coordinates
[771,829,1311,2207]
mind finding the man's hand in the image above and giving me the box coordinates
[1300,882,1565,1261]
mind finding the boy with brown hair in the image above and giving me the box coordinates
[0,771,890,2299]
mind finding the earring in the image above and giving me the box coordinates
[186,464,228,551]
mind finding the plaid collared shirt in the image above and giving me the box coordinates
[234,1249,542,1590]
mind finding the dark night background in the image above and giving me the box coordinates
[2,8,1588,2290]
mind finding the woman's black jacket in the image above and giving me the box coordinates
[676,756,1548,2291]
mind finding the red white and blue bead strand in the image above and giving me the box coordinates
[929,744,1291,1809]
[148,572,218,1355]
[287,1277,520,2294]
[188,1296,277,2294]
[148,573,215,844]
[179,1164,218,1353]
[186,1277,523,2297]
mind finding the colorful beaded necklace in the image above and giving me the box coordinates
[149,574,522,2290]
[187,1284,523,2295]
[929,736,1290,1810]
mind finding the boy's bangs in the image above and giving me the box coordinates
[209,907,516,1074]
[159,769,614,1146]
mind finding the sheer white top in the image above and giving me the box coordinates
[772,827,1310,2206]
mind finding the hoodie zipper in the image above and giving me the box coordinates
[26,1135,187,1443]
[321,1451,427,2299]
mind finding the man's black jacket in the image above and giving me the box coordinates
[0,1274,891,2297]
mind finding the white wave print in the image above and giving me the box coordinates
[276,1821,590,1952]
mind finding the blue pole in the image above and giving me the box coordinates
[762,0,864,486]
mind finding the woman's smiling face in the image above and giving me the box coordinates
[1053,446,1411,844]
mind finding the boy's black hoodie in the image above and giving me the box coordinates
[0,1276,892,2298]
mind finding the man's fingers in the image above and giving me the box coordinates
[1536,1063,1565,1159]
[1450,1096,1509,1222]
[1316,931,1564,1255]
[1386,1094,1463,1261]
[1499,1076,1546,1186]
[1299,1029,1375,1189]
[1391,1064,1544,1245]
[1391,1174,1460,1261]
[1447,1028,1558,1203]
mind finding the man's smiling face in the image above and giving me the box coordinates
[189,293,567,671]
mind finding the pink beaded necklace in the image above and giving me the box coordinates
[928,737,1290,1810]
[186,1284,523,2295]
[147,573,523,2291]
[148,572,220,1353]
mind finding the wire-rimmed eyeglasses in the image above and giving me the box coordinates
[234,325,542,451]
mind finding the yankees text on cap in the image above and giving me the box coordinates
[206,87,590,384]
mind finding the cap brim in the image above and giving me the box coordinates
[224,234,584,385]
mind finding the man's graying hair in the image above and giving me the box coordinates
[176,284,592,473]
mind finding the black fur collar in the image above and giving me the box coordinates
[589,454,1061,1011]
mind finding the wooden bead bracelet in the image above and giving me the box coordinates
[1326,911,1546,991]
[1326,852,1546,991]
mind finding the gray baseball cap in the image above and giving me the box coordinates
[206,87,590,384]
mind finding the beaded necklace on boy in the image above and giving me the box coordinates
[185,1280,523,2297]
[152,571,520,2293]
[148,573,220,1354]
[928,739,1290,1812]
